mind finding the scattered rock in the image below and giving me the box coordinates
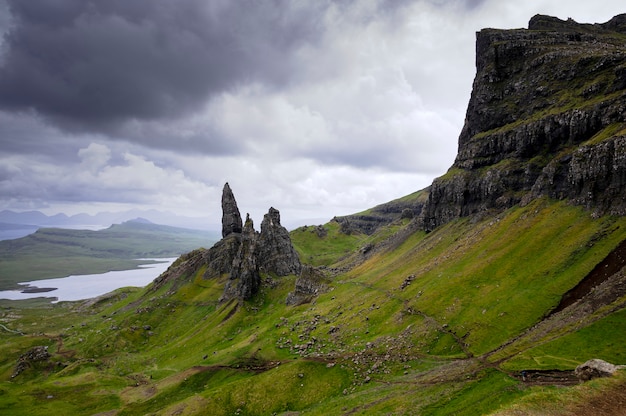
[315,225,327,238]
[400,274,416,290]
[12,346,50,378]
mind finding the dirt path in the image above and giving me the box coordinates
[514,369,579,386]
[45,334,76,359]
[0,323,24,334]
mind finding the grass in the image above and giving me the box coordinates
[502,307,626,371]
[583,122,626,145]
[421,369,524,416]
[0,197,624,415]
[493,371,626,416]
[348,198,626,356]
[290,221,368,266]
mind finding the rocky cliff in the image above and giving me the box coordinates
[422,14,626,231]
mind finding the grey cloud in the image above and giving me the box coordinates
[0,0,328,133]
[423,0,487,10]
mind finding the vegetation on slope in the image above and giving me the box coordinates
[1,197,624,415]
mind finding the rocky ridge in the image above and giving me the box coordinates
[421,14,626,231]
[334,190,428,235]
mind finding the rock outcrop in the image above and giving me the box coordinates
[421,14,626,231]
[221,182,243,238]
[220,206,302,301]
[257,207,302,276]
[222,214,260,301]
[335,190,428,235]
[12,346,50,378]
[286,265,330,306]
[154,183,302,302]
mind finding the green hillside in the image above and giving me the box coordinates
[0,220,218,289]
[1,197,624,415]
[2,14,626,415]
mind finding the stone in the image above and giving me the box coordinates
[575,359,624,381]
[221,182,243,238]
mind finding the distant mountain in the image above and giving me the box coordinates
[0,209,219,241]
[0,210,68,226]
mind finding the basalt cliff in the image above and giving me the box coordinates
[420,14,626,231]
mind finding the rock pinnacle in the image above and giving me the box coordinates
[221,182,243,238]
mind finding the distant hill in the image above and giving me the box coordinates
[0,220,219,289]
[0,209,219,240]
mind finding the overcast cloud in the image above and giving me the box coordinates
[0,0,624,229]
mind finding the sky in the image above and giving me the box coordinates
[0,0,624,230]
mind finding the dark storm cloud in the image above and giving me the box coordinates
[0,0,328,132]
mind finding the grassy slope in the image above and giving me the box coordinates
[0,222,218,289]
[0,198,625,415]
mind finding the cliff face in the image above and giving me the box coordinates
[423,14,626,230]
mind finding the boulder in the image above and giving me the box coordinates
[575,359,624,381]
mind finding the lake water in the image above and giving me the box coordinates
[0,258,176,303]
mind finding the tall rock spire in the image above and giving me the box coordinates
[221,182,243,238]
